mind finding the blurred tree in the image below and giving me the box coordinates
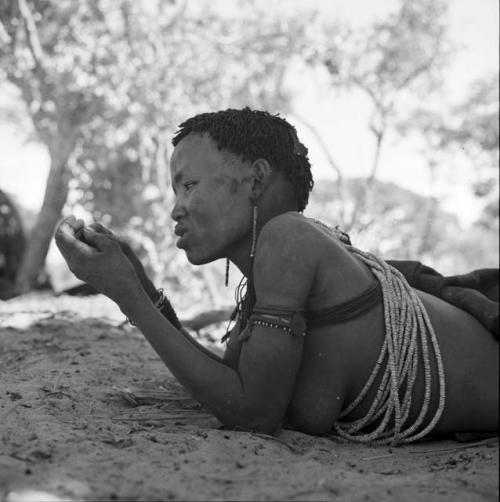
[397,74,499,237]
[0,0,110,293]
[0,189,26,298]
[302,0,453,235]
[437,75,498,234]
[307,178,496,274]
[0,0,317,297]
[307,179,457,257]
[1,0,495,304]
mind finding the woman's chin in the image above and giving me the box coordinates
[184,248,215,266]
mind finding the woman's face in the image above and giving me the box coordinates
[169,133,253,265]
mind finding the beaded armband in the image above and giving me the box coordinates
[238,307,307,342]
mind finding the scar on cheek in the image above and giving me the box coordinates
[212,175,241,194]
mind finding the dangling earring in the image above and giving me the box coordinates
[240,205,258,330]
[225,258,230,287]
[250,205,258,258]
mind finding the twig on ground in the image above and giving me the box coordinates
[113,385,195,406]
[8,452,34,463]
[247,431,304,454]
[363,438,499,461]
[285,485,338,500]
[41,391,74,400]
[111,408,214,424]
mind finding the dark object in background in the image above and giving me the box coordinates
[62,283,98,296]
[0,189,26,300]
[388,260,499,339]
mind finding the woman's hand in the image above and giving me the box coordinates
[87,222,158,300]
[54,217,142,304]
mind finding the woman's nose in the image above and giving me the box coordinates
[170,197,187,221]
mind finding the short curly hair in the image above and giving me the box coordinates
[172,107,314,212]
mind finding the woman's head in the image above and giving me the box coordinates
[169,108,314,268]
[172,107,314,212]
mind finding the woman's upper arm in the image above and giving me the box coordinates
[230,215,317,431]
[222,322,243,368]
[253,214,317,307]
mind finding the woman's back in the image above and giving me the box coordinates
[286,213,498,437]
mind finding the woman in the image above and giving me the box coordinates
[55,108,498,445]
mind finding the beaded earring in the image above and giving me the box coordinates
[250,205,258,258]
[225,258,230,287]
[239,205,258,330]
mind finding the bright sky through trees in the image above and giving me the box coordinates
[0,0,498,227]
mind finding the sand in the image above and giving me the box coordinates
[0,293,498,501]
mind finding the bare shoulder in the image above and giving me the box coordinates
[256,211,319,263]
[259,211,313,237]
[253,212,318,307]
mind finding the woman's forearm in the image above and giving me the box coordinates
[117,287,261,429]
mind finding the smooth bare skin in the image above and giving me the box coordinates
[55,132,499,437]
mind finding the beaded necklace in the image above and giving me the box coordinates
[225,220,446,445]
[330,231,446,445]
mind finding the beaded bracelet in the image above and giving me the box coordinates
[126,288,165,326]
[154,288,167,309]
[127,288,181,329]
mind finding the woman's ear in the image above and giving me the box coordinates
[250,158,273,200]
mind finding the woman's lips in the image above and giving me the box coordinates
[176,233,187,248]
[174,224,188,248]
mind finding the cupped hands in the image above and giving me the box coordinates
[54,216,142,304]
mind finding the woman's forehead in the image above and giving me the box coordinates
[170,133,246,178]
[171,133,219,167]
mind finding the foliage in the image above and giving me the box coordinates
[396,74,499,233]
[0,0,497,302]
[299,0,498,273]
[305,0,454,231]
[306,178,498,274]
[0,0,319,297]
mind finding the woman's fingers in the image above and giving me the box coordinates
[61,215,76,227]
[88,222,113,235]
[55,228,99,281]
[82,227,119,252]
[56,220,71,234]
[56,226,97,256]
[62,216,82,231]
[57,216,85,238]
[58,218,116,244]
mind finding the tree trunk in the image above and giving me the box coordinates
[14,154,70,294]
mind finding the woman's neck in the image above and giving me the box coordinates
[227,205,299,278]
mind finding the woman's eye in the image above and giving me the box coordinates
[183,181,197,191]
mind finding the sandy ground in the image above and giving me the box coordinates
[0,293,498,502]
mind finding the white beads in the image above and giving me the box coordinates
[333,243,446,446]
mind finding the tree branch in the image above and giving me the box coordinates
[181,308,233,332]
[291,111,347,225]
[290,112,344,181]
[0,17,11,44]
[395,51,440,92]
[346,116,386,231]
[17,0,46,72]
